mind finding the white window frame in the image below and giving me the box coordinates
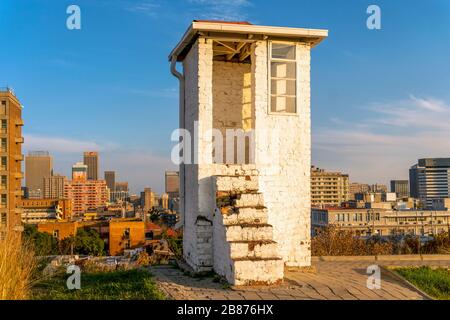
[267,41,298,115]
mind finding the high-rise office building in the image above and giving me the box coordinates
[83,151,98,180]
[72,162,88,181]
[111,181,129,202]
[410,158,450,208]
[390,180,409,198]
[165,171,179,198]
[161,193,169,210]
[115,182,128,192]
[0,88,24,237]
[141,187,155,212]
[25,151,52,199]
[104,171,115,192]
[43,174,66,199]
[311,166,349,207]
[409,164,421,199]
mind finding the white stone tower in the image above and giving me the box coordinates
[169,21,327,285]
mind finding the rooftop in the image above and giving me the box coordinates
[0,86,21,106]
[169,20,328,61]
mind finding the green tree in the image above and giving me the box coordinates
[23,224,58,256]
[60,228,105,256]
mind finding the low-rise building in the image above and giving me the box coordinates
[109,219,145,256]
[37,218,147,255]
[20,198,72,224]
[38,221,78,241]
[312,207,450,237]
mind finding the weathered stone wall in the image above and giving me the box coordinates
[252,41,312,267]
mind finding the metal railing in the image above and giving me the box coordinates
[0,87,14,94]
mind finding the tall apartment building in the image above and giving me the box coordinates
[43,174,65,199]
[410,158,450,208]
[104,171,115,192]
[64,179,108,216]
[311,166,349,207]
[390,180,409,198]
[165,171,179,198]
[72,162,88,181]
[83,151,98,180]
[0,88,24,237]
[25,151,52,199]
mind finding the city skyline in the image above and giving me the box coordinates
[1,0,450,191]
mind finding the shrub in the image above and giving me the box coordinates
[312,228,450,256]
[0,232,38,299]
[162,230,182,258]
[311,226,393,256]
[422,232,450,254]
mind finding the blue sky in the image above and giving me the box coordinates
[1,0,449,193]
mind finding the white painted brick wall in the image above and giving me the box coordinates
[252,41,312,267]
[182,37,312,277]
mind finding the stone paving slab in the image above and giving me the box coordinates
[149,258,450,300]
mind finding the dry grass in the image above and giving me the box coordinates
[0,232,38,300]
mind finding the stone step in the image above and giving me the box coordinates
[231,257,284,286]
[215,176,258,193]
[220,206,268,225]
[233,193,264,207]
[229,240,278,259]
[225,223,273,241]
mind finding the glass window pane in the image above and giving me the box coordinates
[272,43,296,60]
[271,79,296,96]
[271,96,296,113]
[271,61,296,79]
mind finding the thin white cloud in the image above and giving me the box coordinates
[313,95,450,185]
[23,134,116,154]
[189,0,252,21]
[124,0,160,16]
[367,96,450,129]
[129,87,177,98]
[22,134,175,194]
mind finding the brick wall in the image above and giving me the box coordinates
[252,41,312,267]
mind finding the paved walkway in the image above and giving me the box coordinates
[149,257,450,300]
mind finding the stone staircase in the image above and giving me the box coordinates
[213,173,284,285]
